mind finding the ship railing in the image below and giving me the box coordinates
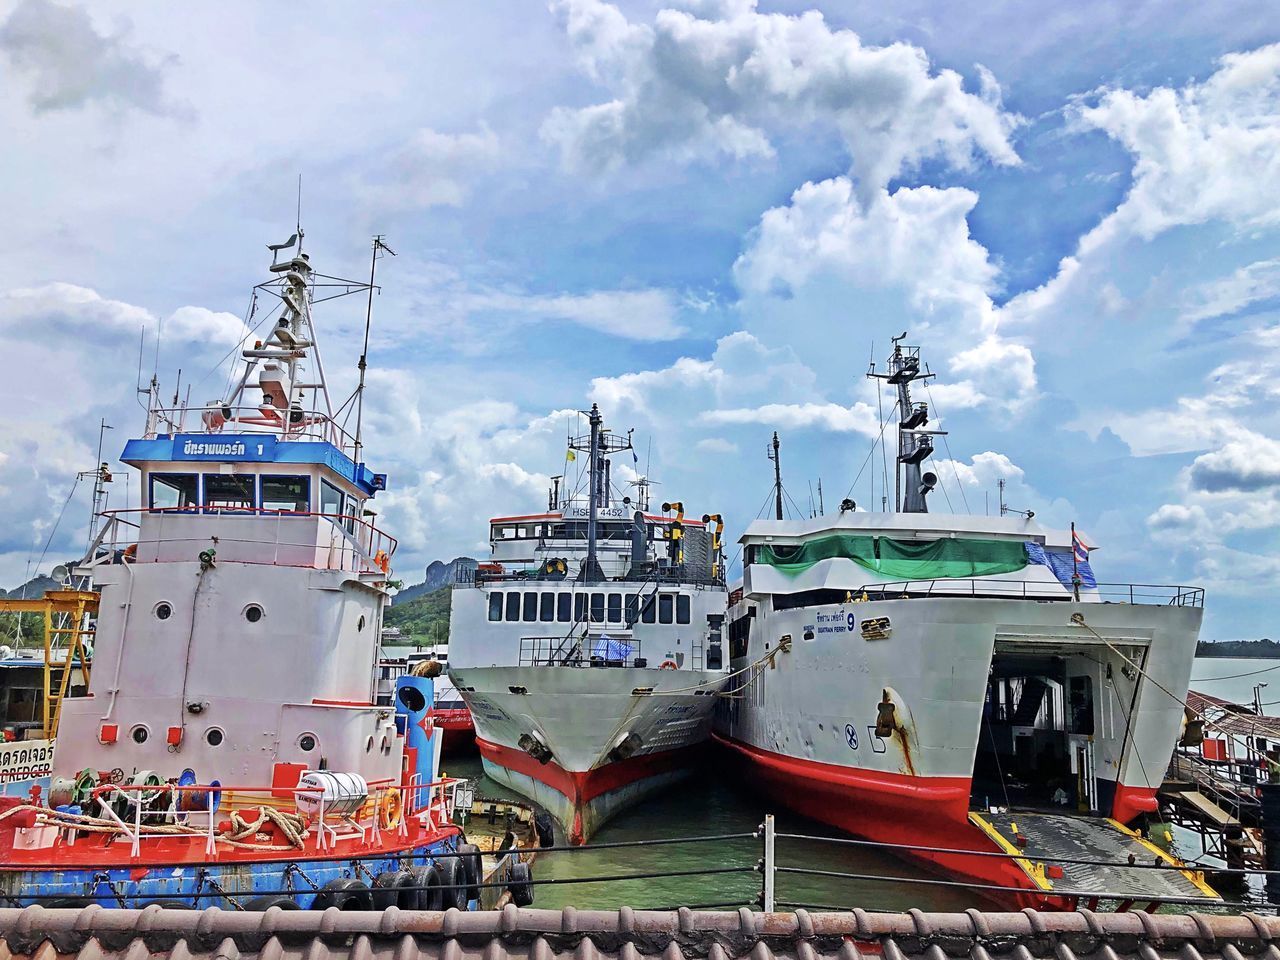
[143,403,359,457]
[470,564,725,589]
[79,774,461,858]
[82,507,397,576]
[850,579,1204,607]
[519,633,644,668]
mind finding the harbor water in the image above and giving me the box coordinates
[445,657,1278,911]
[445,754,982,912]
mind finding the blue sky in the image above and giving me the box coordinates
[1,0,1277,639]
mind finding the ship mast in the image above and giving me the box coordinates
[867,334,943,514]
[769,431,783,521]
[568,404,634,583]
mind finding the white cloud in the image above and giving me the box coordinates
[695,437,738,453]
[1180,257,1280,326]
[542,0,1020,193]
[464,288,685,340]
[733,177,1035,412]
[701,401,877,434]
[1072,44,1280,246]
[1004,45,1280,330]
[1188,433,1280,492]
[0,0,183,117]
[0,281,257,582]
[361,126,501,211]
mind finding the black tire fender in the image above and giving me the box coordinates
[437,856,468,911]
[245,895,300,911]
[372,870,417,910]
[310,878,374,911]
[507,860,533,907]
[457,842,483,902]
[140,899,195,910]
[411,864,444,911]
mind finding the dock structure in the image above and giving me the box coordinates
[1,905,1279,960]
[1160,690,1280,869]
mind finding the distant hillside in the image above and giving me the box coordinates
[0,570,71,646]
[1197,639,1280,658]
[393,557,477,605]
[384,586,452,645]
[1,571,64,600]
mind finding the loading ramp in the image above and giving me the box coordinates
[971,811,1220,904]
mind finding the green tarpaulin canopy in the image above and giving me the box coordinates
[756,535,1029,579]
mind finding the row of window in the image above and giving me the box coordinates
[487,590,692,625]
[150,473,359,526]
[492,521,662,542]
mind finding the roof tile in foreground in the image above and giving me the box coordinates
[1,906,1278,960]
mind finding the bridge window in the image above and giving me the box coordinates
[203,474,255,512]
[590,593,605,623]
[642,594,657,624]
[574,593,587,623]
[557,593,571,622]
[261,475,309,512]
[625,594,639,624]
[607,593,622,622]
[319,479,345,522]
[659,594,674,624]
[150,473,198,511]
[539,592,555,622]
[488,593,503,621]
[345,496,358,534]
[677,594,691,624]
[522,592,537,622]
[505,592,520,622]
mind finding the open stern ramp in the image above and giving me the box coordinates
[971,811,1219,904]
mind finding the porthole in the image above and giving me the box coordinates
[205,727,224,747]
[366,735,375,753]
[381,736,391,755]
[357,615,366,632]
[130,724,149,744]
[298,733,317,752]
[154,602,172,621]
[244,604,263,623]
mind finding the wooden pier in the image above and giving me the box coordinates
[1159,689,1280,871]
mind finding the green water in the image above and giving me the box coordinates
[445,754,983,912]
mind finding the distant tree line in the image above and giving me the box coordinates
[1197,638,1280,658]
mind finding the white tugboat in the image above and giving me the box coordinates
[715,335,1218,910]
[449,405,730,843]
[0,232,511,910]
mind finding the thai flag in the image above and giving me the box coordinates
[1072,528,1090,564]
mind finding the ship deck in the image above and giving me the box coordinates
[971,811,1219,903]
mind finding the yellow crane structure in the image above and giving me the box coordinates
[0,589,96,739]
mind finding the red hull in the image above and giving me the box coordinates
[476,736,697,844]
[433,709,476,754]
[715,733,1067,910]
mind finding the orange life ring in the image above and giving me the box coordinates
[379,787,403,830]
[374,550,390,573]
[659,660,678,670]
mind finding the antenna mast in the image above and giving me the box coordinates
[354,235,396,465]
[769,432,783,520]
[867,333,943,514]
[568,405,632,583]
